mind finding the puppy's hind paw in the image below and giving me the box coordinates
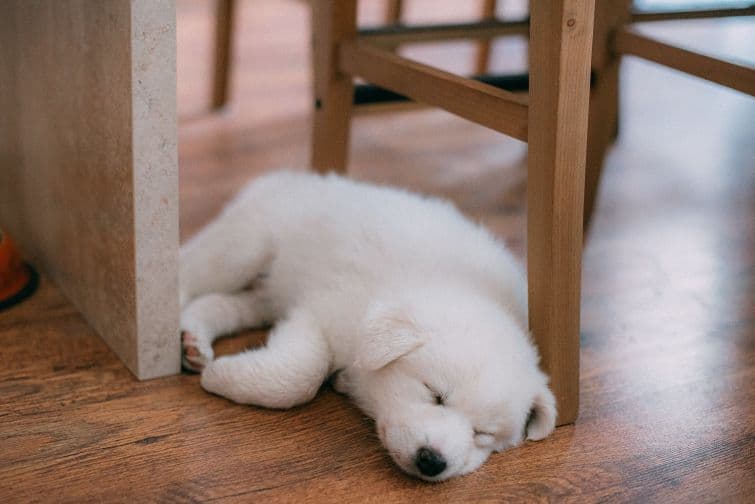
[181,331,213,373]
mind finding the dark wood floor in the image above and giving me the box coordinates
[2,1,754,502]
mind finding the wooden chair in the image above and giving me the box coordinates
[384,0,499,75]
[310,0,755,426]
[212,0,236,109]
[312,0,594,426]
[210,0,502,109]
[584,1,755,230]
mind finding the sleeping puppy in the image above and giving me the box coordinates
[179,171,556,481]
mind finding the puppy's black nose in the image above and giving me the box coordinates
[415,447,446,477]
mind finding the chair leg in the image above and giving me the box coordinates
[583,66,618,232]
[584,0,631,232]
[388,0,497,76]
[212,0,236,110]
[385,0,403,24]
[474,0,497,75]
[311,0,357,174]
[527,0,595,426]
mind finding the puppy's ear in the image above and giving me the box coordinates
[354,303,424,370]
[525,384,557,441]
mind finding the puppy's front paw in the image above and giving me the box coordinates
[199,358,238,401]
[181,331,214,373]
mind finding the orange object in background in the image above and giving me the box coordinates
[0,230,38,310]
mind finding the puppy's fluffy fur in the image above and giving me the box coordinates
[180,171,556,481]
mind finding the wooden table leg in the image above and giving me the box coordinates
[311,0,357,174]
[527,0,595,426]
[0,0,180,380]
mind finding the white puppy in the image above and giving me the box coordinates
[179,171,556,481]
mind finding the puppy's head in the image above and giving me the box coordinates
[351,293,556,481]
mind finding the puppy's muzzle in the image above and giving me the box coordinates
[415,447,446,477]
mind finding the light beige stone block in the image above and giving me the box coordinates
[0,0,179,379]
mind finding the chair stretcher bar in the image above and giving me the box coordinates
[631,5,755,23]
[358,18,529,47]
[339,42,529,141]
[614,27,755,97]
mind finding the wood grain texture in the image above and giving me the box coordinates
[360,19,530,47]
[527,0,595,425]
[0,0,179,379]
[631,5,755,23]
[583,0,631,231]
[1,1,753,501]
[340,42,529,141]
[614,25,755,97]
[311,0,357,173]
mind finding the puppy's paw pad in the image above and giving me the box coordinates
[181,331,213,373]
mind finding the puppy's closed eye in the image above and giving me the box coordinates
[473,430,496,448]
[424,383,445,405]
